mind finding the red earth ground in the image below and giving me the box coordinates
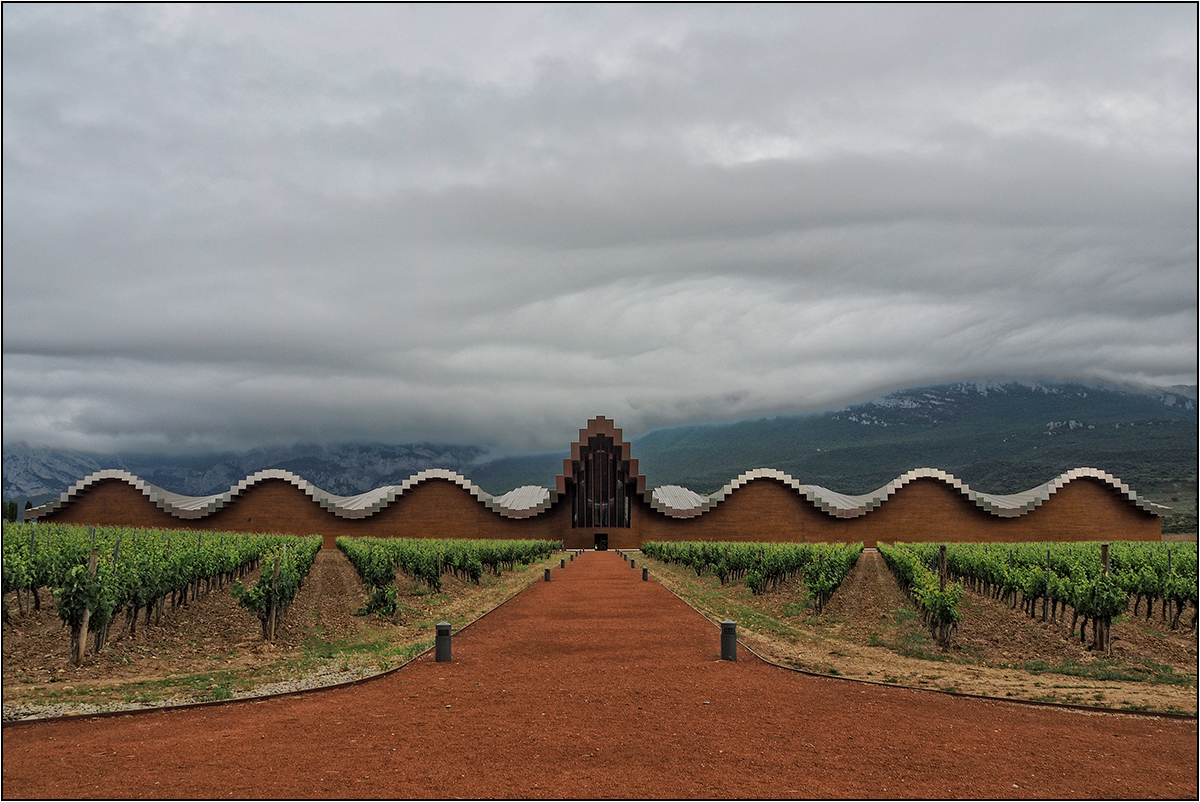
[2,550,1197,800]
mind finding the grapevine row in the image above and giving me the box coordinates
[936,541,1198,651]
[877,542,963,648]
[337,537,561,616]
[2,522,321,662]
[231,537,322,639]
[640,541,863,613]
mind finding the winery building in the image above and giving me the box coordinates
[26,417,1164,549]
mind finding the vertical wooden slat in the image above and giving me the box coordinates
[588,448,596,527]
[603,447,611,527]
[619,465,628,528]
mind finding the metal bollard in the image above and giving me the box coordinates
[630,558,636,569]
[570,554,574,562]
[436,622,452,662]
[545,567,551,581]
[561,558,566,568]
[642,567,648,581]
[720,620,737,661]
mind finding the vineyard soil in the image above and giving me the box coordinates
[2,549,561,717]
[2,547,1197,719]
[645,549,1198,715]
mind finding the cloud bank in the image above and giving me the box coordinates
[3,4,1196,453]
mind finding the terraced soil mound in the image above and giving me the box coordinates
[3,551,1196,799]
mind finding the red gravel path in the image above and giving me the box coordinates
[3,551,1196,799]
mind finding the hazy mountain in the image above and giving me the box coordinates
[2,442,488,503]
[4,381,1196,532]
[633,381,1197,492]
[0,446,110,500]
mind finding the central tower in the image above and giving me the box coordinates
[557,417,646,532]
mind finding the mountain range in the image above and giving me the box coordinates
[4,380,1196,533]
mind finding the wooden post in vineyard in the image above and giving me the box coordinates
[27,527,36,615]
[1043,549,1051,622]
[74,547,99,667]
[268,555,280,641]
[1165,549,1172,625]
[1101,543,1111,656]
[195,532,202,599]
[938,545,947,592]
[97,537,122,654]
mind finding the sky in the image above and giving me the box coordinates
[3,4,1196,455]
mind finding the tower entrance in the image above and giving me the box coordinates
[572,433,631,528]
[559,417,647,544]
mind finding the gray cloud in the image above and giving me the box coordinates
[2,4,1196,454]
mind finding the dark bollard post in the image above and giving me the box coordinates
[544,568,551,582]
[630,558,636,569]
[570,554,574,562]
[561,558,566,568]
[642,567,648,581]
[436,622,452,663]
[721,620,737,661]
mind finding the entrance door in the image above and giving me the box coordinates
[594,533,608,550]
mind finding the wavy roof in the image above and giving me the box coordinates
[29,468,558,521]
[27,465,1164,523]
[647,466,1167,519]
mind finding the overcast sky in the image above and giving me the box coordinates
[3,4,1196,455]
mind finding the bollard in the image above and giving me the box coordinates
[570,554,574,562]
[561,559,566,568]
[720,620,737,661]
[545,567,551,582]
[642,567,648,581]
[435,622,452,663]
[630,558,636,569]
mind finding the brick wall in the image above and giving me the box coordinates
[40,473,1160,547]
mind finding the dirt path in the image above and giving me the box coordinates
[2,551,1196,799]
[822,547,902,644]
[285,548,369,642]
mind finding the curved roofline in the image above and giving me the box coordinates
[648,467,1168,520]
[27,466,1164,525]
[27,468,558,522]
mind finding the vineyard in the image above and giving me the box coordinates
[878,540,1199,653]
[337,536,560,616]
[2,524,1198,718]
[640,541,863,613]
[1,523,563,718]
[6,548,1196,800]
[639,539,1198,714]
[1,522,321,664]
